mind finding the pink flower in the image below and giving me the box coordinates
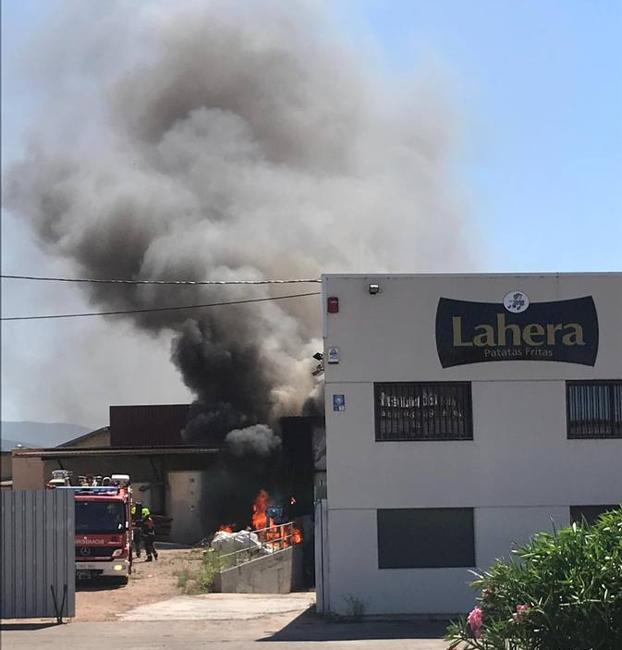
[467,606,484,638]
[512,604,531,623]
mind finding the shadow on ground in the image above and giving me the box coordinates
[0,622,60,631]
[261,606,448,642]
[76,578,125,592]
[153,541,192,550]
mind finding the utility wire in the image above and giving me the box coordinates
[1,291,321,321]
[1,274,321,285]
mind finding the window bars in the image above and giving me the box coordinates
[375,382,473,441]
[567,380,622,439]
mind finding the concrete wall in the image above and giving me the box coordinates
[321,273,622,616]
[325,381,620,510]
[166,471,210,544]
[11,456,46,490]
[214,545,303,594]
[1,452,12,481]
[323,273,622,383]
[12,455,162,490]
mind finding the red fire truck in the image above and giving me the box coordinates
[48,470,133,583]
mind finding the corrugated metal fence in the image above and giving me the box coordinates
[1,490,75,620]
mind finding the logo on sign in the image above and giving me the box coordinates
[435,295,598,368]
[503,290,529,313]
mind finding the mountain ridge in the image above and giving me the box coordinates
[1,421,91,451]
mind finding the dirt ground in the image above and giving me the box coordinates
[76,547,203,621]
[6,548,448,648]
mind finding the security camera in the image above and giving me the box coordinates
[368,284,380,295]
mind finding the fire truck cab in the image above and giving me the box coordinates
[48,470,133,583]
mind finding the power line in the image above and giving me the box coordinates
[1,274,321,285]
[1,291,321,322]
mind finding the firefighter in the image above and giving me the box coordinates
[131,504,143,558]
[141,507,158,562]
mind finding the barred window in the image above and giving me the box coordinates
[375,382,473,441]
[567,381,622,439]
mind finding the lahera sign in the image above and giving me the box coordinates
[435,296,598,368]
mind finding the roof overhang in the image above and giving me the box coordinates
[12,446,220,459]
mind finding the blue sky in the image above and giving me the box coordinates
[1,0,621,425]
[334,0,622,271]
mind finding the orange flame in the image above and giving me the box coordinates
[249,489,303,547]
[215,490,304,547]
[218,524,235,533]
[251,489,270,530]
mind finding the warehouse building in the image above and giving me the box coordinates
[11,405,320,546]
[316,272,621,616]
[12,405,219,543]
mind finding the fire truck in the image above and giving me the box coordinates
[48,470,133,583]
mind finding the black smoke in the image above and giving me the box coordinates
[4,1,472,513]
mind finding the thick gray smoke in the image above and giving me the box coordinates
[4,1,473,442]
[225,425,281,458]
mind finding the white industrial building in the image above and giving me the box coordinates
[315,272,621,616]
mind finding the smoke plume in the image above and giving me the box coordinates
[4,1,473,443]
[225,425,281,458]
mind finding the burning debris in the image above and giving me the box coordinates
[218,525,235,534]
[250,489,304,548]
[212,489,303,556]
[211,528,263,556]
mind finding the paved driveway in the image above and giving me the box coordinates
[2,593,450,649]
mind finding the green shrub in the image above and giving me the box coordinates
[176,566,190,590]
[446,507,622,650]
[175,549,237,594]
[197,548,231,591]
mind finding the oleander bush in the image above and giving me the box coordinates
[446,507,622,650]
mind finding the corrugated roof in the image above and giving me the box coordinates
[109,404,191,447]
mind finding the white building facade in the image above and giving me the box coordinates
[317,273,622,616]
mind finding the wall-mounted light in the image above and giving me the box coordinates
[312,351,324,376]
[368,284,380,295]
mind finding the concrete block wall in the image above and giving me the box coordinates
[213,545,303,594]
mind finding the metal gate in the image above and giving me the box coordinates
[1,490,75,620]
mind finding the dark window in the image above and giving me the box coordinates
[75,501,125,534]
[377,508,475,569]
[375,382,473,441]
[566,381,622,439]
[570,505,619,526]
